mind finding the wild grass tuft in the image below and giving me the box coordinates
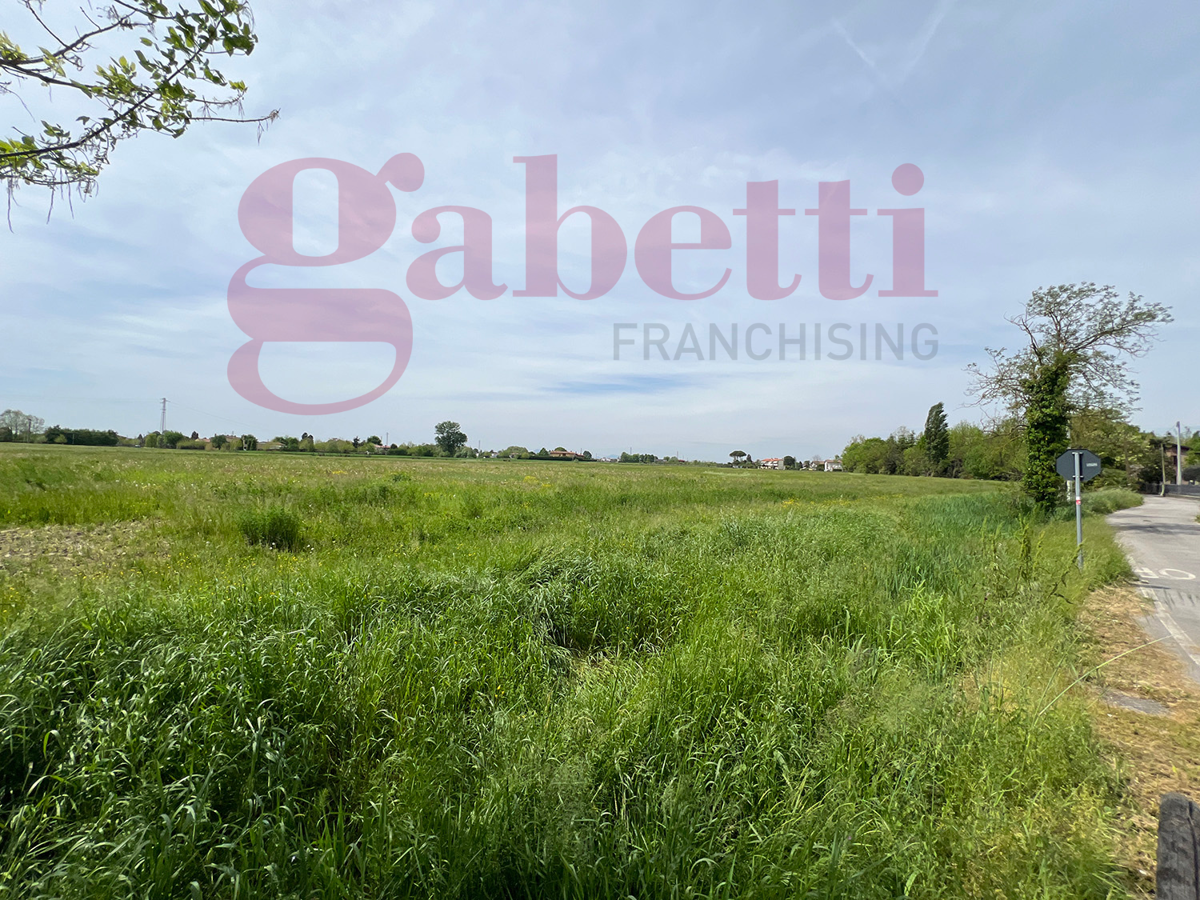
[236,505,305,550]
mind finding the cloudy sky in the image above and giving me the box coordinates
[1,0,1196,459]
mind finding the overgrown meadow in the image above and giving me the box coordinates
[0,446,1142,898]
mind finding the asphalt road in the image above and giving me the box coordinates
[1108,496,1200,682]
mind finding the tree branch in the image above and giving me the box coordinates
[3,30,228,163]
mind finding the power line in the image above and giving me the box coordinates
[0,396,164,404]
[166,401,261,433]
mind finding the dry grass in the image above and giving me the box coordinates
[1079,584,1200,897]
[0,522,169,623]
[0,522,155,574]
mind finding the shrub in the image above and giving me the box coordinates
[237,506,305,550]
[1081,487,1142,516]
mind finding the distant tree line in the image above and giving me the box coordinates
[842,403,1196,490]
[842,408,1024,480]
[43,426,119,446]
[620,452,658,464]
[0,409,44,442]
[0,413,612,461]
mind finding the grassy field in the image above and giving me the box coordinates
[0,445,1144,898]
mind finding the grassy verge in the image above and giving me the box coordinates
[1079,585,1200,899]
[0,446,1148,897]
[1080,489,1144,516]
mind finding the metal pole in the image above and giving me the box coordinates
[1177,421,1184,486]
[1074,450,1084,571]
[1161,441,1167,496]
[160,398,167,435]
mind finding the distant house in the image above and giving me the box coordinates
[824,458,843,472]
[759,457,784,470]
[1166,442,1193,466]
[549,449,583,460]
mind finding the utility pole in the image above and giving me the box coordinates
[1177,421,1184,486]
[160,398,167,435]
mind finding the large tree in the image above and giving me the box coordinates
[1,0,276,198]
[967,283,1171,510]
[434,421,467,455]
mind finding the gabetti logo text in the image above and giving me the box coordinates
[228,155,936,413]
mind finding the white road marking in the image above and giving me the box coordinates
[1160,568,1196,580]
[1133,567,1197,581]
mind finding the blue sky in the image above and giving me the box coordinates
[1,0,1196,459]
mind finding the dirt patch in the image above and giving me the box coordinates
[1102,689,1170,716]
[0,522,161,577]
[1079,584,1200,897]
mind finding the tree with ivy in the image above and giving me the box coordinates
[1,0,276,200]
[967,283,1171,511]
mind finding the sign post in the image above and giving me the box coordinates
[1056,448,1102,571]
[1074,452,1083,570]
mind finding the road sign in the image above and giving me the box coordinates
[1057,448,1102,572]
[1056,448,1102,482]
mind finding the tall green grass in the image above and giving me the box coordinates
[0,447,1138,897]
[236,505,305,551]
[1080,488,1143,516]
